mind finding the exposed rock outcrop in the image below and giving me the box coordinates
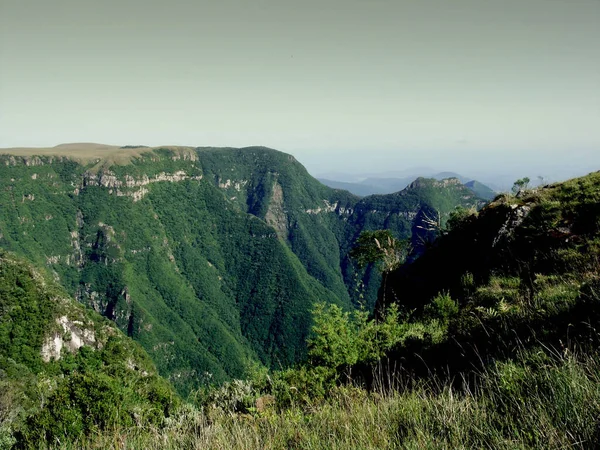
[41,315,98,362]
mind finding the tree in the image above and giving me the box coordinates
[349,230,409,274]
[512,177,530,195]
[349,230,410,307]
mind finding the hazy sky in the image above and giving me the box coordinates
[1,0,599,178]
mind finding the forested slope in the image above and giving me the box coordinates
[0,250,178,447]
[0,145,482,392]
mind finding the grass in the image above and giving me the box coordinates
[44,347,599,450]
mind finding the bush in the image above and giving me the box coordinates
[308,303,359,369]
[19,372,127,445]
[201,379,257,414]
[271,365,335,407]
[424,292,459,322]
[308,302,405,372]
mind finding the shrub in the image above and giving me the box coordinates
[308,302,405,372]
[424,292,459,323]
[308,303,359,369]
[271,365,334,407]
[19,372,126,445]
[202,379,257,414]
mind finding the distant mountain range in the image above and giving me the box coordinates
[318,171,497,201]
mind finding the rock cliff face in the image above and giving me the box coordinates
[41,315,98,362]
[265,181,288,239]
[80,169,204,201]
[0,145,482,393]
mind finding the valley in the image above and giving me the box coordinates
[2,145,600,448]
[0,144,482,394]
[1,147,599,447]
[2,0,598,446]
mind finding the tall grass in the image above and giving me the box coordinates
[55,347,600,450]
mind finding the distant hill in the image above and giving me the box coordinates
[359,177,417,193]
[431,171,469,183]
[319,171,496,200]
[318,176,429,196]
[317,178,388,196]
[464,179,497,200]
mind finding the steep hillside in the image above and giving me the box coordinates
[0,145,482,392]
[0,250,178,447]
[339,177,485,306]
[379,170,600,378]
[0,147,339,392]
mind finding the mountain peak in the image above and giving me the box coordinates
[406,177,463,190]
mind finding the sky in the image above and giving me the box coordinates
[1,0,599,180]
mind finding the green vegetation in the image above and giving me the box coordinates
[342,177,483,307]
[3,169,600,448]
[0,146,480,393]
[3,144,521,448]
[162,168,600,449]
[0,251,178,448]
[43,351,599,449]
[349,230,409,273]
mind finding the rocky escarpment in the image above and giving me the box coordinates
[0,249,179,447]
[265,181,289,239]
[80,169,204,201]
[41,315,99,362]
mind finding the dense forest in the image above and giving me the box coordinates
[0,146,481,394]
